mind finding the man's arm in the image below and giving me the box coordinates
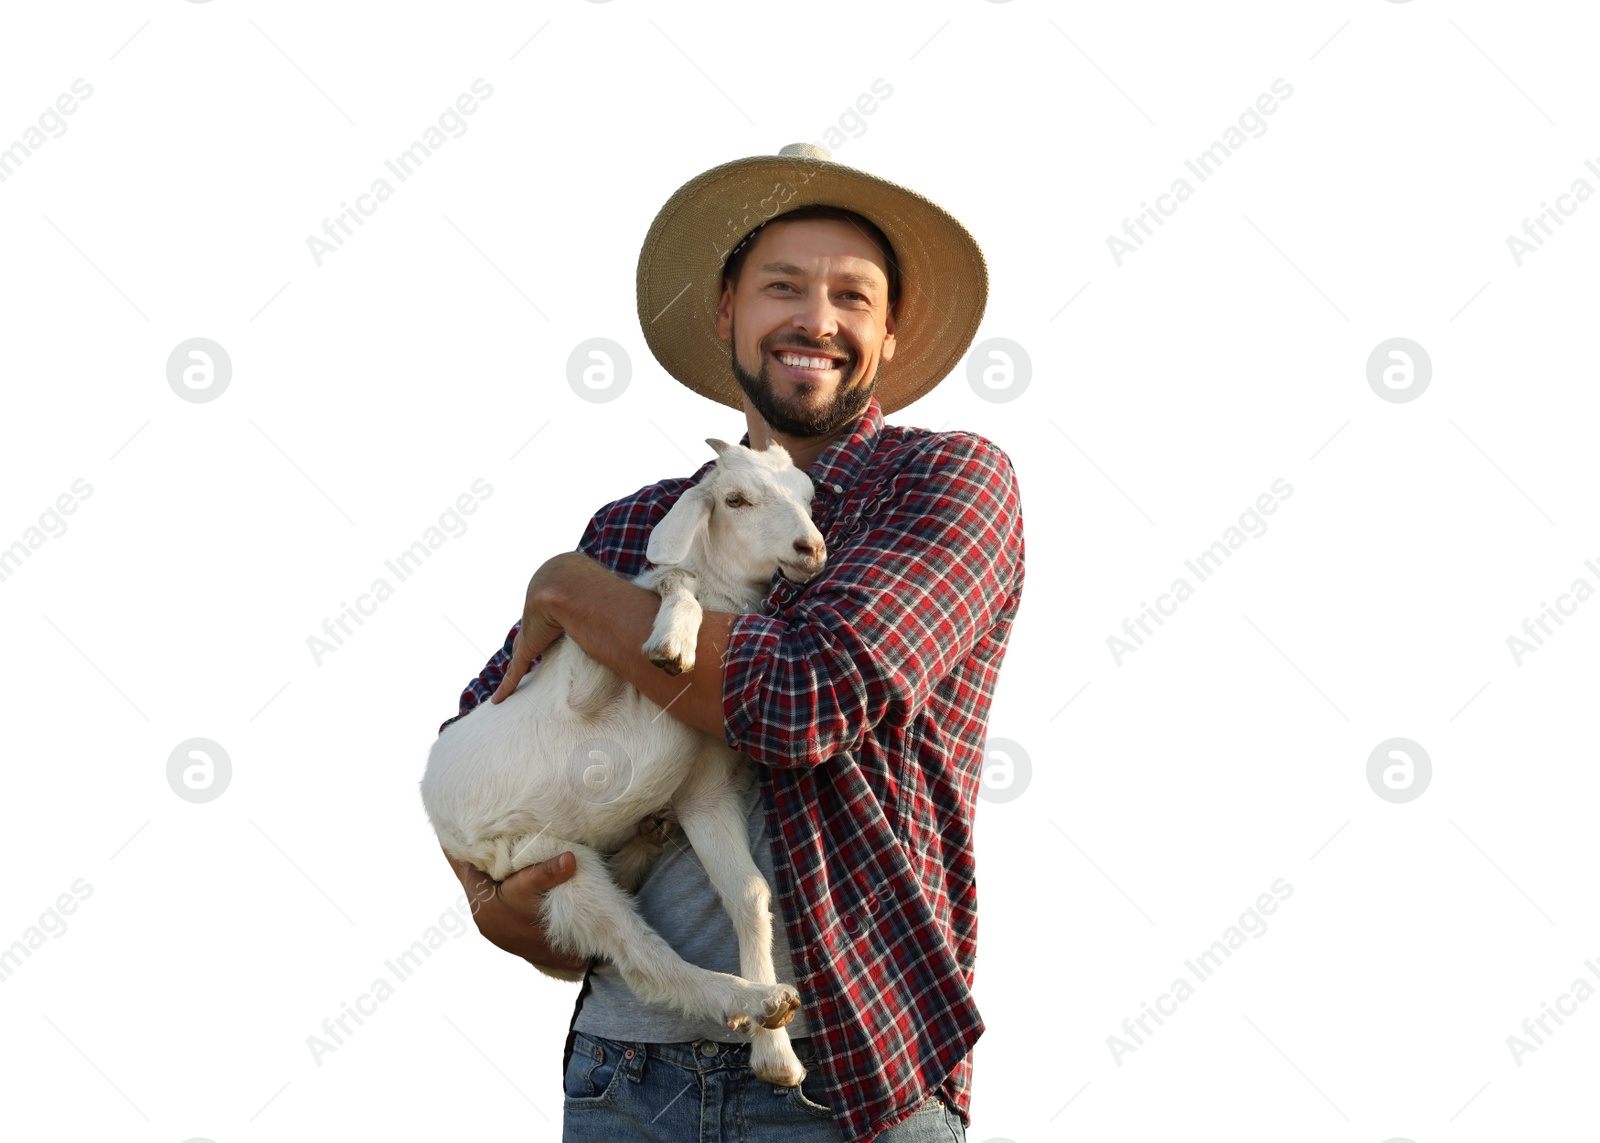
[721,434,1023,771]
[489,551,733,741]
[490,434,1023,771]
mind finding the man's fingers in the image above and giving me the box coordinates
[490,601,569,704]
[522,850,575,888]
[499,851,576,908]
[490,657,526,703]
[490,627,526,704]
[449,845,576,917]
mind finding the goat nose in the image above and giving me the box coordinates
[793,539,824,562]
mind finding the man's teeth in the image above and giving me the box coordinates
[777,353,838,371]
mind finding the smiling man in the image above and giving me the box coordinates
[721,215,896,453]
[438,143,1025,1143]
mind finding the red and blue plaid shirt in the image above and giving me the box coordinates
[439,396,1025,1142]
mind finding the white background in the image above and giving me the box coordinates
[1,1,1597,1140]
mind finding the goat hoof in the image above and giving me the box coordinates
[726,984,800,1034]
[761,992,801,1030]
[648,652,692,675]
[637,813,675,844]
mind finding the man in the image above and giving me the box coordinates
[438,143,1024,1142]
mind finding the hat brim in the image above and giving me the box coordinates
[636,151,987,417]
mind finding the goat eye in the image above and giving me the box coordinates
[725,494,748,508]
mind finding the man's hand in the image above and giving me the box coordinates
[443,847,590,976]
[490,553,577,704]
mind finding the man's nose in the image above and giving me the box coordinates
[792,288,840,338]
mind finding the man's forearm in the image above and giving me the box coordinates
[542,551,737,742]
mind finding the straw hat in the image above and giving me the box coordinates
[635,143,988,416]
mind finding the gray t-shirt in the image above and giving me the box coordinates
[572,771,811,1042]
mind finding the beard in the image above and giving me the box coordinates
[729,316,878,438]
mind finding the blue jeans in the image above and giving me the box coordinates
[560,1030,968,1142]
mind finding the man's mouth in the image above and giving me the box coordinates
[772,349,847,378]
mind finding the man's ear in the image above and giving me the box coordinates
[715,279,735,340]
[647,477,713,566]
[880,302,896,363]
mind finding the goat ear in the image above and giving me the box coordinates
[647,478,713,566]
[705,437,733,456]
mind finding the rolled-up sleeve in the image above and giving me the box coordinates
[721,434,1023,770]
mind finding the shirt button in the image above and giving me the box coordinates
[701,1042,719,1057]
[831,483,843,493]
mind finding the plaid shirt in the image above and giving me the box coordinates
[439,396,1025,1142]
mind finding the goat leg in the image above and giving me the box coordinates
[638,566,702,674]
[672,745,807,1086]
[522,833,801,1034]
[608,811,677,894]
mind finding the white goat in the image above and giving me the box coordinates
[421,438,827,1087]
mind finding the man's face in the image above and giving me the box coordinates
[716,217,897,438]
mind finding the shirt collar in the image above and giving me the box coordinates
[736,396,884,498]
